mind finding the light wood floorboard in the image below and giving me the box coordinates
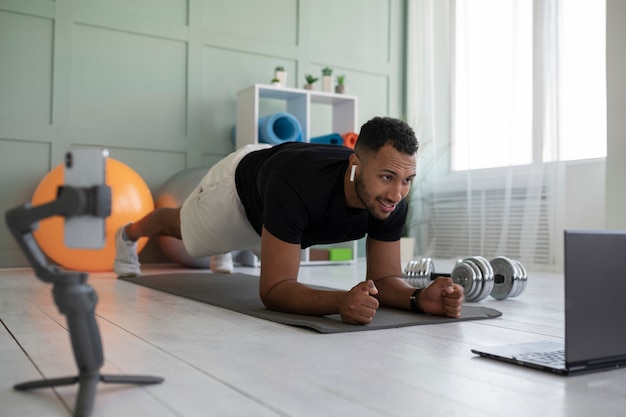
[1,261,626,417]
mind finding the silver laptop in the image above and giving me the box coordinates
[471,230,626,376]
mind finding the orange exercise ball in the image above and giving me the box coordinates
[31,158,154,272]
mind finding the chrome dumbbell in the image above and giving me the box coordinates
[403,258,439,288]
[451,256,495,302]
[488,256,528,300]
[404,256,528,302]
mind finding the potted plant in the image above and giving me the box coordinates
[271,78,281,87]
[274,66,287,87]
[321,67,333,92]
[335,75,346,94]
[304,74,318,90]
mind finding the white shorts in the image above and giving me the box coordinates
[180,144,270,257]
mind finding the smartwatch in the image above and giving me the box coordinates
[410,288,425,313]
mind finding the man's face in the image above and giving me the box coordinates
[354,143,417,221]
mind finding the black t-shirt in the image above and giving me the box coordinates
[234,142,407,248]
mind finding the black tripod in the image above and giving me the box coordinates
[5,184,163,417]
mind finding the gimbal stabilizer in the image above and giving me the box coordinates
[5,184,163,417]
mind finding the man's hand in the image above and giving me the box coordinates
[340,280,380,324]
[420,277,464,318]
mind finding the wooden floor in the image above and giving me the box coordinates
[2,259,626,417]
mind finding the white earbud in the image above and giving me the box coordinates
[349,164,357,182]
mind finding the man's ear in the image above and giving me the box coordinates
[348,153,360,166]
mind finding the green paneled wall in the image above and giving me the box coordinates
[0,0,405,267]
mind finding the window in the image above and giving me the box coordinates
[559,0,607,161]
[452,0,606,171]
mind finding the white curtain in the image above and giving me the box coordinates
[405,0,567,270]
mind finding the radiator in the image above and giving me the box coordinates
[421,186,552,267]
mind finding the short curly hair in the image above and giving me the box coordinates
[354,116,419,155]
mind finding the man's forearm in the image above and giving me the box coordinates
[373,276,416,310]
[261,279,346,316]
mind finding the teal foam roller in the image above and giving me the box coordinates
[258,112,302,144]
[231,112,303,145]
[310,133,344,146]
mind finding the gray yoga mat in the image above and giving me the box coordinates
[119,272,502,333]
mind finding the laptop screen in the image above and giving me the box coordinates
[564,230,626,365]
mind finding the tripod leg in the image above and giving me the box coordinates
[14,376,79,390]
[75,371,99,417]
[100,374,164,385]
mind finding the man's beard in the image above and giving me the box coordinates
[355,175,391,221]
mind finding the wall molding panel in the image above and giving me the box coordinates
[0,0,404,266]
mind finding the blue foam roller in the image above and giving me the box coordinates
[310,133,344,146]
[258,112,303,144]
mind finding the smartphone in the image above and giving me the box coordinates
[63,148,110,249]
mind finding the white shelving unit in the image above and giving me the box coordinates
[235,84,359,265]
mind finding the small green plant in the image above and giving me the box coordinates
[305,74,319,84]
[275,66,285,71]
[336,75,345,85]
[322,67,333,76]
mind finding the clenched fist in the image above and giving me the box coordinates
[419,277,464,318]
[340,280,380,324]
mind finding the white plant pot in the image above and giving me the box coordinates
[322,75,332,92]
[275,70,287,88]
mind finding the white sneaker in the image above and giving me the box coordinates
[114,225,141,277]
[210,253,234,274]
